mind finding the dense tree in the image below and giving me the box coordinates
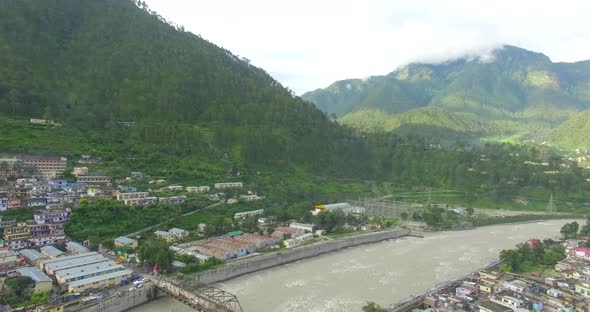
[138,239,173,272]
[560,222,580,239]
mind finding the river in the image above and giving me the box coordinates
[132,219,575,312]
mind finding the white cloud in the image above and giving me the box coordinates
[144,0,590,94]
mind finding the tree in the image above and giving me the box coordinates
[138,239,173,272]
[560,222,579,239]
[101,239,115,251]
[466,207,474,216]
[362,302,386,312]
[5,276,33,297]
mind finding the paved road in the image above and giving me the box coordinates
[124,202,221,238]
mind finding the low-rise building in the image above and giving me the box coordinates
[239,194,264,202]
[76,175,112,185]
[33,210,69,224]
[186,186,210,193]
[234,209,264,219]
[123,197,157,206]
[290,222,316,232]
[20,249,47,266]
[114,237,138,249]
[154,228,189,243]
[72,167,88,177]
[214,182,243,189]
[166,185,183,191]
[65,242,89,255]
[116,192,150,201]
[158,196,186,205]
[67,269,133,293]
[17,266,52,293]
[40,246,65,259]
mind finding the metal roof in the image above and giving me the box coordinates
[17,266,52,283]
[41,252,99,266]
[114,236,136,244]
[55,261,123,282]
[43,253,107,272]
[20,249,46,262]
[68,269,133,288]
[169,228,186,234]
[40,246,65,257]
[154,230,169,236]
[65,242,89,253]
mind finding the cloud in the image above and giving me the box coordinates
[144,0,590,94]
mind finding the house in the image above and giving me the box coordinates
[71,167,88,177]
[574,247,590,259]
[498,296,523,309]
[239,194,264,202]
[16,267,52,293]
[114,237,138,249]
[272,227,305,239]
[29,118,54,125]
[131,172,143,178]
[154,228,188,243]
[65,242,89,255]
[214,182,243,189]
[166,185,183,191]
[158,196,186,205]
[33,210,69,224]
[8,198,21,209]
[20,249,47,267]
[290,222,316,232]
[313,202,365,215]
[116,192,150,201]
[123,197,157,206]
[234,209,264,219]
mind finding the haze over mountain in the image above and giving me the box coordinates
[302,46,590,144]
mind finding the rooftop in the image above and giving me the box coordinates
[17,266,52,283]
[55,260,122,282]
[20,249,46,262]
[40,246,65,257]
[114,236,137,244]
[67,269,133,288]
[65,241,89,253]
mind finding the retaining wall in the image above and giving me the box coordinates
[194,228,411,284]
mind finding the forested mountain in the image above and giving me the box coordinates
[547,109,590,149]
[302,46,590,143]
[0,0,588,211]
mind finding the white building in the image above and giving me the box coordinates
[290,222,316,232]
[214,182,243,189]
[234,209,264,219]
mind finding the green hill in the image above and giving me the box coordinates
[302,46,590,142]
[547,109,590,149]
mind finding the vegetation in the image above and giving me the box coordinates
[362,302,387,312]
[178,257,224,275]
[499,241,565,273]
[303,46,590,144]
[137,239,174,272]
[0,208,33,222]
[1,276,50,308]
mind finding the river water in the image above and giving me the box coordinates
[132,219,575,312]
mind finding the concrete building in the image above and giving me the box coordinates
[214,182,243,189]
[239,194,264,202]
[71,167,88,177]
[67,269,133,293]
[0,247,22,276]
[41,246,65,258]
[41,252,106,275]
[20,156,67,180]
[186,186,210,193]
[114,237,138,249]
[3,222,30,249]
[27,197,47,208]
[158,196,186,205]
[17,267,52,293]
[65,242,89,255]
[234,209,264,219]
[29,118,54,125]
[0,197,7,211]
[123,197,157,206]
[54,260,124,285]
[33,210,69,224]
[20,249,47,266]
[155,228,189,243]
[76,175,111,185]
[116,192,150,201]
[290,222,316,232]
[166,185,183,191]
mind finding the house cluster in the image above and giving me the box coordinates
[114,191,186,206]
[414,239,590,312]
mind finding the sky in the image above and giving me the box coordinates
[144,0,590,94]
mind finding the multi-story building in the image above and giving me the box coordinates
[7,198,21,209]
[3,223,31,249]
[158,196,186,205]
[71,167,88,176]
[115,192,149,201]
[27,197,47,209]
[123,197,157,206]
[33,210,69,224]
[0,198,7,211]
[76,175,112,185]
[0,157,22,178]
[20,156,67,180]
[28,223,65,247]
[214,182,243,189]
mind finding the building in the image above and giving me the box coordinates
[166,185,183,191]
[33,210,69,224]
[159,196,186,205]
[28,223,65,247]
[20,249,47,266]
[154,228,189,243]
[0,247,22,274]
[40,252,105,275]
[116,192,150,201]
[54,260,124,285]
[30,118,54,125]
[234,209,264,219]
[272,227,305,239]
[8,198,21,209]
[313,202,365,215]
[0,198,7,211]
[214,182,243,189]
[41,246,65,258]
[0,157,22,178]
[574,247,590,259]
[576,282,590,298]
[20,156,67,180]
[123,197,157,206]
[114,237,138,249]
[27,197,48,208]
[65,242,89,255]
[76,175,111,185]
[3,222,31,249]
[290,222,316,232]
[239,194,264,202]
[16,267,52,293]
[186,186,210,193]
[67,269,133,293]
[71,167,88,176]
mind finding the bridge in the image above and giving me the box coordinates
[155,274,243,312]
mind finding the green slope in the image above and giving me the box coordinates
[303,45,590,143]
[547,109,590,149]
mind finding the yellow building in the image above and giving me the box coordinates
[479,270,500,281]
[478,280,495,293]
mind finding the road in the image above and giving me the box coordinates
[124,202,221,238]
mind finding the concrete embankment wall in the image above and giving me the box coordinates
[195,228,411,284]
[79,284,162,312]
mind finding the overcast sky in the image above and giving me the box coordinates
[144,0,590,94]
